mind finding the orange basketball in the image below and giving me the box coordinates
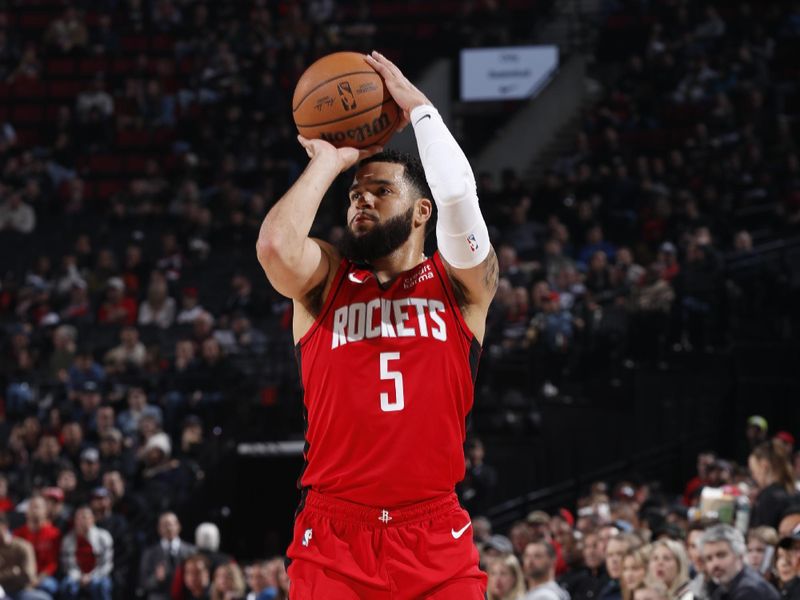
[292,52,401,149]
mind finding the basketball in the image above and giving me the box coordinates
[292,52,401,149]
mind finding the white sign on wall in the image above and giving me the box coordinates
[460,45,559,102]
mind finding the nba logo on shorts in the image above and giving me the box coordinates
[337,81,357,111]
[302,528,312,547]
[467,234,479,252]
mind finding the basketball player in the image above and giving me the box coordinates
[256,51,498,599]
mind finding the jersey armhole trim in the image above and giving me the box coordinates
[297,258,349,348]
[431,251,476,345]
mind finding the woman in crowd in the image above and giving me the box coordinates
[646,539,693,599]
[745,526,778,575]
[486,554,526,600]
[210,562,246,600]
[748,440,799,529]
[622,545,652,600]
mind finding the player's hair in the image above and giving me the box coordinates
[359,150,436,237]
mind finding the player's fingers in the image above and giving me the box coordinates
[365,54,391,78]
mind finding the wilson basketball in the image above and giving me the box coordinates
[292,52,401,149]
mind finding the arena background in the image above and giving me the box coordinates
[0,0,799,595]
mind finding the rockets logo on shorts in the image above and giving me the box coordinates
[302,528,312,547]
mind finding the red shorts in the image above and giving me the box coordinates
[286,490,487,599]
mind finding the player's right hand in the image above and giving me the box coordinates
[297,135,382,174]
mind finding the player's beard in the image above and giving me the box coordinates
[339,206,414,263]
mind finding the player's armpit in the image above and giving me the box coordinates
[443,245,499,310]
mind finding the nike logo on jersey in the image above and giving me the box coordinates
[451,521,471,539]
[348,272,367,284]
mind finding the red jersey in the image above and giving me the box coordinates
[13,523,61,575]
[296,252,480,507]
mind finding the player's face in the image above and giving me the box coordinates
[340,162,416,262]
[347,162,413,233]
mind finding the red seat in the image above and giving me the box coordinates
[87,155,123,174]
[11,78,47,99]
[96,179,125,199]
[15,129,42,147]
[46,57,76,76]
[120,34,148,53]
[116,129,151,148]
[78,57,109,76]
[151,34,174,53]
[48,80,84,99]
[124,155,148,173]
[19,12,51,29]
[11,105,44,124]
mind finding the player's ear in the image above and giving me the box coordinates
[415,198,432,226]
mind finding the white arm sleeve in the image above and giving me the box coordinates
[411,104,490,269]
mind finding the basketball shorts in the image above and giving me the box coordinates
[286,489,487,599]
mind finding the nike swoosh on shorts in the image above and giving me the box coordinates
[451,521,472,539]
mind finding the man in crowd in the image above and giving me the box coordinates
[138,512,196,600]
[777,528,800,600]
[599,533,636,600]
[522,540,570,599]
[59,506,113,600]
[13,496,61,598]
[0,511,51,600]
[701,524,779,599]
[560,529,609,599]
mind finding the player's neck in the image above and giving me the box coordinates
[369,240,426,284]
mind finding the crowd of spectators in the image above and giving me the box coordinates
[476,420,800,599]
[0,0,798,598]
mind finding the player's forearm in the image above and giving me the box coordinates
[256,154,340,266]
[411,105,490,269]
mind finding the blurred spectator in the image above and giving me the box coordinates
[487,553,526,600]
[138,271,176,329]
[97,280,138,326]
[522,540,570,600]
[59,506,113,600]
[684,452,717,507]
[621,546,650,600]
[458,437,498,517]
[194,522,231,574]
[645,539,691,599]
[139,512,196,600]
[13,496,61,598]
[700,524,779,599]
[90,486,133,600]
[600,534,638,600]
[117,384,163,442]
[560,530,609,600]
[42,487,70,534]
[749,440,799,529]
[776,530,800,599]
[43,7,88,54]
[209,562,246,600]
[0,511,50,600]
[745,526,778,575]
[0,191,36,234]
[178,554,211,600]
[104,327,146,374]
[175,288,205,325]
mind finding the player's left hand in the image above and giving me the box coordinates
[365,51,431,132]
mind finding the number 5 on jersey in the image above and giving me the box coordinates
[380,352,404,412]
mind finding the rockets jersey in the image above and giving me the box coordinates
[295,251,481,507]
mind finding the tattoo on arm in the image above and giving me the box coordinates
[483,247,499,293]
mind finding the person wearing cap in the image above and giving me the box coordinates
[41,487,71,534]
[97,277,137,326]
[700,524,779,599]
[656,241,680,282]
[745,416,769,458]
[774,432,796,457]
[522,540,570,600]
[58,505,113,600]
[98,427,135,478]
[66,348,105,398]
[13,496,61,598]
[76,447,103,505]
[0,511,52,600]
[482,534,515,561]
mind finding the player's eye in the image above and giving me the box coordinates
[379,187,391,195]
[349,192,361,202]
